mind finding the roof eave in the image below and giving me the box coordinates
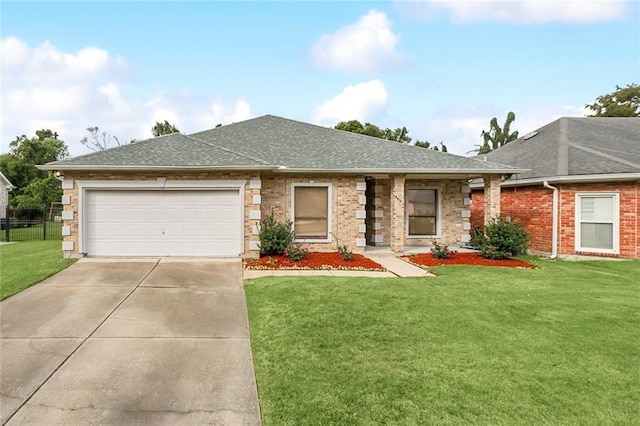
[469,172,640,188]
[274,167,529,175]
[37,164,275,172]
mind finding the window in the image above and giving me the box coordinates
[576,193,619,253]
[292,184,331,241]
[407,189,438,237]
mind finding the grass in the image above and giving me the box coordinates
[245,257,640,425]
[0,240,75,300]
[1,222,63,242]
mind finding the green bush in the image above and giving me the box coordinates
[430,240,456,259]
[338,244,354,261]
[285,244,309,261]
[259,212,293,255]
[472,217,529,259]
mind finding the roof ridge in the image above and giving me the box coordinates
[182,133,272,166]
[569,142,640,170]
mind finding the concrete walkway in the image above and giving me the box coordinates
[1,258,261,425]
[244,251,432,279]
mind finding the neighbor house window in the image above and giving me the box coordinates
[576,193,619,253]
[407,189,438,237]
[292,184,331,241]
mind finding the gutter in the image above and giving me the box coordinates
[37,164,276,172]
[469,172,640,189]
[38,164,529,175]
[543,181,559,259]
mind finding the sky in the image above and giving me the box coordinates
[1,0,639,157]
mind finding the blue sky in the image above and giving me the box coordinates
[2,0,639,156]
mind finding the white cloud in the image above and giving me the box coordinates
[416,104,589,155]
[310,10,405,73]
[313,80,388,126]
[400,0,628,23]
[1,37,253,156]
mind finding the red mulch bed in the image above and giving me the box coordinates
[401,252,536,269]
[244,252,385,271]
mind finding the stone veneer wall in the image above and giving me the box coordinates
[369,178,391,246]
[260,173,367,253]
[404,179,471,247]
[59,171,260,258]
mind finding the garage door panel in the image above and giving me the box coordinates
[86,190,241,256]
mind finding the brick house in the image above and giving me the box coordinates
[470,117,640,259]
[41,115,523,258]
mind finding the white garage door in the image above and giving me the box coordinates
[86,190,242,256]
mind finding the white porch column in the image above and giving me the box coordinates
[483,174,501,224]
[390,174,406,252]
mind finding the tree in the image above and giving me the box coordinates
[476,112,519,154]
[415,140,448,152]
[80,126,123,151]
[586,83,640,117]
[0,130,69,207]
[152,120,180,137]
[334,120,447,151]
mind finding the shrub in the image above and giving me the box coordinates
[473,217,529,259]
[259,212,293,255]
[430,240,456,259]
[286,244,309,261]
[338,245,354,261]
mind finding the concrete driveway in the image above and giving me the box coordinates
[0,259,261,425]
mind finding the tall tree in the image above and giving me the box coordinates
[334,120,447,151]
[152,120,180,136]
[586,83,640,117]
[476,112,519,154]
[0,130,69,207]
[80,126,123,151]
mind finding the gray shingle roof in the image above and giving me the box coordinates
[43,115,526,174]
[44,132,268,169]
[477,117,640,182]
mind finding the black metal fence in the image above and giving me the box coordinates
[1,204,64,242]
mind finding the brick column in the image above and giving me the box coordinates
[483,174,501,224]
[390,174,406,252]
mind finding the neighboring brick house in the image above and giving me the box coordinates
[470,117,640,259]
[41,115,523,258]
[0,171,15,210]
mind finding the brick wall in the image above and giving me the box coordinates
[471,181,639,258]
[404,179,471,248]
[260,173,367,253]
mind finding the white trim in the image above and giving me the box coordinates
[574,192,620,255]
[291,182,332,243]
[276,167,527,175]
[470,173,640,189]
[76,179,246,255]
[406,187,442,239]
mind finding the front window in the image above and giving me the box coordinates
[292,184,330,241]
[576,193,618,253]
[407,189,438,236]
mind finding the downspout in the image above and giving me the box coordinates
[543,181,558,259]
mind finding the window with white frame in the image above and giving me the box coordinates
[576,193,619,253]
[292,184,331,241]
[407,189,439,237]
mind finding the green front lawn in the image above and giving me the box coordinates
[246,258,640,425]
[0,241,75,300]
